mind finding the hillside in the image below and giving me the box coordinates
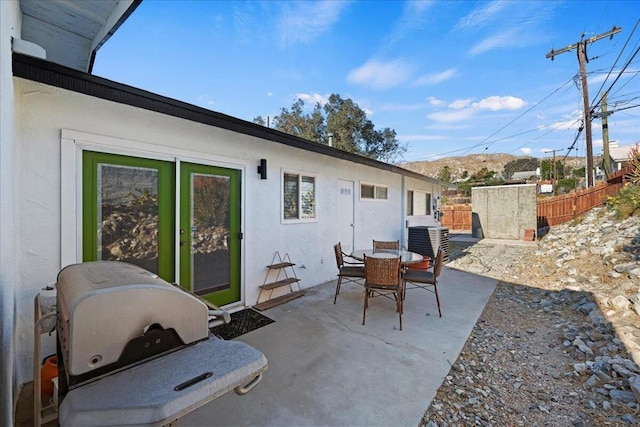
[398,153,588,181]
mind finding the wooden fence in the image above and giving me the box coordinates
[536,165,632,227]
[441,204,472,230]
[440,165,633,231]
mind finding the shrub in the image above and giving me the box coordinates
[606,183,640,218]
[606,144,640,218]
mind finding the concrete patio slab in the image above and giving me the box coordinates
[183,266,497,426]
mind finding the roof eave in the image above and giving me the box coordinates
[12,53,449,187]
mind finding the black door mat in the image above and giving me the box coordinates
[210,308,275,340]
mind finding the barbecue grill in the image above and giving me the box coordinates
[55,261,267,426]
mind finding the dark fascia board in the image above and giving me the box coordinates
[12,53,454,188]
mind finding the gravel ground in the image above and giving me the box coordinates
[420,234,640,426]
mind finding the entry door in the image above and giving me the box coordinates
[337,180,355,253]
[179,162,241,306]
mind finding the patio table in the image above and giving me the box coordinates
[351,248,423,265]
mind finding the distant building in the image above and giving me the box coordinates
[608,142,638,172]
[511,170,539,181]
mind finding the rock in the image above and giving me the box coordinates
[628,376,640,402]
[609,389,636,403]
[610,295,631,311]
[420,207,640,427]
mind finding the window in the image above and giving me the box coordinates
[283,172,316,220]
[361,183,388,200]
[407,190,431,215]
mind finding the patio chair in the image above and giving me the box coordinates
[363,255,403,330]
[402,247,444,317]
[372,240,399,250]
[333,243,366,304]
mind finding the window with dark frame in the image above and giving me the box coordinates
[283,172,315,220]
[361,183,388,200]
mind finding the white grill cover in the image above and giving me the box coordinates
[57,262,209,377]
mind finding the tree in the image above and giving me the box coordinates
[272,99,325,143]
[502,158,539,180]
[264,94,406,162]
[470,167,496,181]
[572,166,585,177]
[556,178,577,194]
[438,166,452,182]
[540,160,565,180]
[253,116,267,126]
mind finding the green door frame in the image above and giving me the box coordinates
[82,151,176,281]
[179,162,242,306]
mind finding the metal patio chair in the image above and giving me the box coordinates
[363,255,403,330]
[402,247,444,317]
[333,242,366,304]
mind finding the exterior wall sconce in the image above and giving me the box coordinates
[257,159,267,179]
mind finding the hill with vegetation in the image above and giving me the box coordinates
[398,153,588,182]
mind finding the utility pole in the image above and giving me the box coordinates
[546,26,621,188]
[601,92,611,178]
[544,149,565,195]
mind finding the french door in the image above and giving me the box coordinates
[82,151,241,306]
[179,162,241,306]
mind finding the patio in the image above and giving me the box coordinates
[183,265,497,426]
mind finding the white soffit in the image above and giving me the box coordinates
[20,0,139,72]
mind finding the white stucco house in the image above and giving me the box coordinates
[0,1,453,422]
[608,142,639,172]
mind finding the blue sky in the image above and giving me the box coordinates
[93,0,640,163]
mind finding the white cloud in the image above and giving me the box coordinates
[520,147,532,154]
[427,95,526,123]
[473,96,525,111]
[267,92,273,97]
[380,0,435,53]
[414,68,457,86]
[196,93,217,107]
[427,109,477,123]
[469,28,520,56]
[297,92,330,106]
[276,1,348,48]
[547,110,582,131]
[455,0,510,31]
[347,59,413,89]
[449,99,472,109]
[427,96,444,106]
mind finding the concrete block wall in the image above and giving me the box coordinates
[471,184,537,240]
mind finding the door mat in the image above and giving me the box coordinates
[210,308,275,340]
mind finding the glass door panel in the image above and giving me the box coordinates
[191,173,230,294]
[180,163,241,306]
[83,152,175,282]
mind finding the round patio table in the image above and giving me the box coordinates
[350,249,423,265]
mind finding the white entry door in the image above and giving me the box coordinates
[337,180,355,253]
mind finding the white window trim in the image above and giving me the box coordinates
[360,181,389,201]
[406,188,432,216]
[281,169,318,224]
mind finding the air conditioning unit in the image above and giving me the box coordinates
[408,226,450,263]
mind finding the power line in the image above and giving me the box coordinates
[420,76,577,159]
[546,26,622,187]
[590,19,639,108]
